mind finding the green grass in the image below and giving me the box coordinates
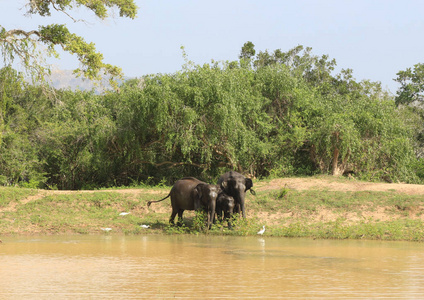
[0,189,168,235]
[269,219,424,241]
[2,182,424,241]
[250,188,423,213]
[0,187,36,207]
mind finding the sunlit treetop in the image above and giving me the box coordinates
[26,0,137,19]
[0,0,138,85]
[395,63,424,106]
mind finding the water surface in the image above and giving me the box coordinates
[1,235,423,298]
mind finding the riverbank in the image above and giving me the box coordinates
[2,176,424,241]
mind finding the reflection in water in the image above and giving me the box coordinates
[0,235,424,298]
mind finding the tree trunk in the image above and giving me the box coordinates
[331,147,350,176]
[331,147,341,176]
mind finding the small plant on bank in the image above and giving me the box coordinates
[277,185,290,199]
[226,215,261,236]
[192,211,208,232]
[164,223,190,234]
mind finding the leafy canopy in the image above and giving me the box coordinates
[0,42,422,188]
[0,0,138,83]
[395,63,424,106]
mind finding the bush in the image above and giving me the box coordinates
[0,47,422,189]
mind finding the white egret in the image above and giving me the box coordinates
[119,212,130,216]
[257,225,266,235]
[140,225,150,229]
[101,228,112,232]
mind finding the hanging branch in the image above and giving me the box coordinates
[0,0,138,84]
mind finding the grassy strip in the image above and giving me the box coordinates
[1,184,424,241]
[0,190,166,235]
[267,219,424,241]
[0,187,37,207]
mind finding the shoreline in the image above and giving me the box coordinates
[2,176,424,241]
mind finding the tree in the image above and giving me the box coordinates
[0,0,138,83]
[239,41,256,60]
[394,63,424,106]
[241,42,417,180]
[0,67,50,186]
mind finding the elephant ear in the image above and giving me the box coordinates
[195,183,205,203]
[245,178,253,191]
[220,181,228,191]
[245,178,256,195]
[195,183,203,197]
[217,185,223,194]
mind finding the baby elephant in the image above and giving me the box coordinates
[215,192,235,228]
[194,183,221,229]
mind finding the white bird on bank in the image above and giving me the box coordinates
[257,226,266,235]
[140,225,150,229]
[119,212,130,216]
[101,228,112,232]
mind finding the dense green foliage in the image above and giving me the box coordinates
[395,63,424,106]
[1,44,423,189]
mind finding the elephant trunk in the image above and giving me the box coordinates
[240,196,246,218]
[234,190,246,218]
[208,201,216,229]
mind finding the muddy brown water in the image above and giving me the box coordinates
[1,235,424,299]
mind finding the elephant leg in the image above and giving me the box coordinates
[169,209,177,225]
[177,209,184,227]
[227,221,232,229]
[234,203,241,215]
[194,197,201,211]
[224,212,233,229]
[216,210,223,223]
[213,211,218,224]
[240,201,246,218]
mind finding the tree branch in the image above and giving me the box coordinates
[138,160,207,169]
[2,29,40,41]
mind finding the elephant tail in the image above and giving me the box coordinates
[147,193,171,207]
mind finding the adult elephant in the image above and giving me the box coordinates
[147,177,220,228]
[217,171,255,218]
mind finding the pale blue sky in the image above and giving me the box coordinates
[1,0,424,93]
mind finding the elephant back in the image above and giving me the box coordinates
[172,177,205,193]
